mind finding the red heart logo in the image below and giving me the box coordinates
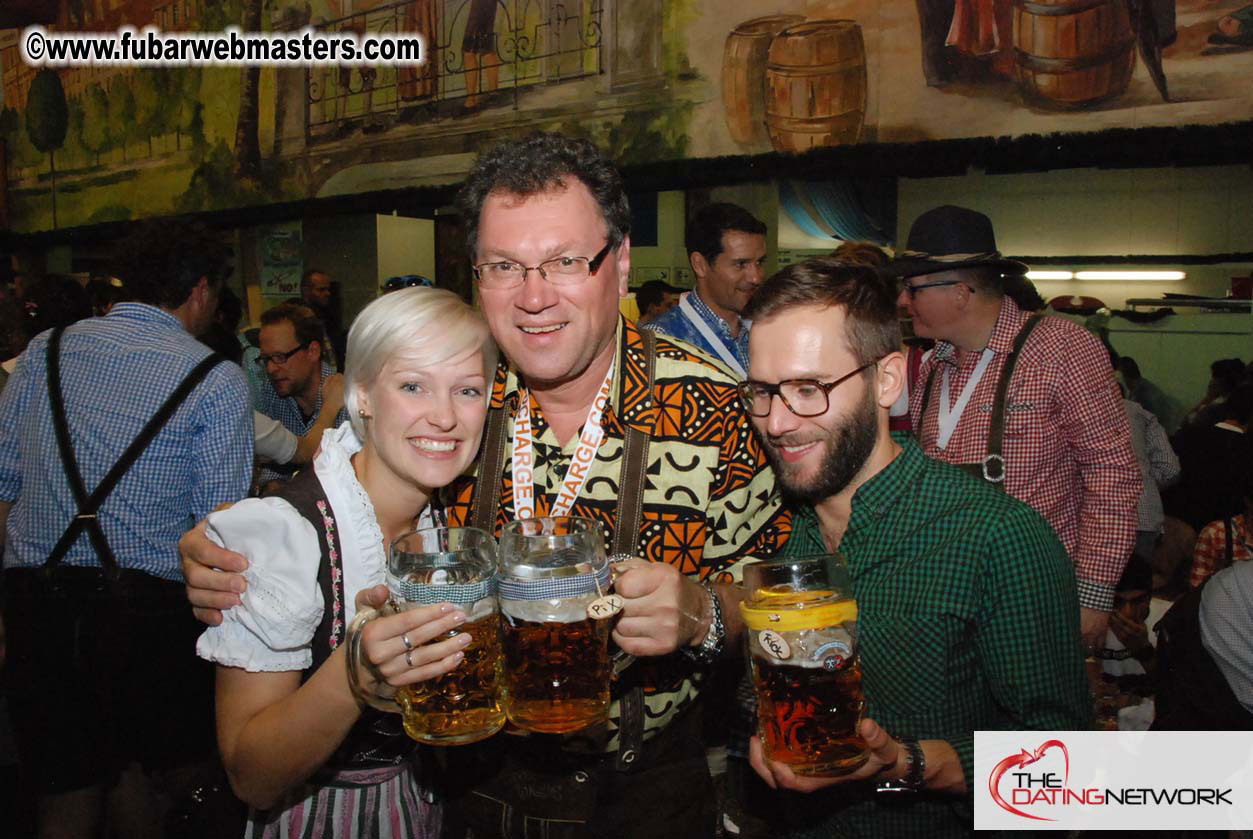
[988,740,1069,821]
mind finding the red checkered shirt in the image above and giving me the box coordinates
[909,298,1141,611]
[1191,514,1253,589]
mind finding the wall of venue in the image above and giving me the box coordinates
[2,0,1252,233]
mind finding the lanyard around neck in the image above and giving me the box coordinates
[678,293,747,378]
[511,352,617,520]
[936,348,996,450]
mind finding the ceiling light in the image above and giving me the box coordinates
[1073,271,1185,281]
[1025,271,1074,280]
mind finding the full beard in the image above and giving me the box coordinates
[765,383,878,506]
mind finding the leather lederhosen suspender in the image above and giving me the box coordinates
[918,314,1044,485]
[44,325,224,575]
[608,328,654,771]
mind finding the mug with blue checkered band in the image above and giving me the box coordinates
[345,526,504,746]
[498,516,617,734]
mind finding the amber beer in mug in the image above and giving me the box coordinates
[740,554,868,776]
[346,526,505,746]
[498,516,614,734]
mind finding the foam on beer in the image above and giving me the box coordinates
[499,591,605,624]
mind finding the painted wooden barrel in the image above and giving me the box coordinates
[722,14,805,145]
[765,19,866,153]
[1013,0,1136,109]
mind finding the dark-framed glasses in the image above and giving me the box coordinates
[901,278,961,297]
[738,361,876,418]
[473,241,613,290]
[256,342,310,367]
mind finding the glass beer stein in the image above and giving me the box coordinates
[739,554,868,776]
[346,526,505,746]
[498,516,615,734]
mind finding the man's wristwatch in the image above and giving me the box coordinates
[876,738,926,793]
[684,580,724,665]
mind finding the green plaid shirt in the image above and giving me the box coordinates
[780,437,1090,838]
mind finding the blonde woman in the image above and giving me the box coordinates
[196,287,497,838]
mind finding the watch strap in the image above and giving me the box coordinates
[877,738,926,793]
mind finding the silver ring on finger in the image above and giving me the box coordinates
[401,632,413,651]
[405,649,415,668]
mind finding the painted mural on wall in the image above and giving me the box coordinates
[1,0,1250,233]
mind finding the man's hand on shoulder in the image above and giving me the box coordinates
[180,511,249,626]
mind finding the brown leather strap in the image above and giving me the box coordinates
[984,314,1044,483]
[469,401,509,534]
[613,328,655,771]
[611,328,655,557]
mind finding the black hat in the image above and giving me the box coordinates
[889,205,1028,280]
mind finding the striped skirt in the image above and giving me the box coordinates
[244,762,440,839]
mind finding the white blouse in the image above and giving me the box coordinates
[197,424,412,673]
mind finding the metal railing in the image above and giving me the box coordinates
[307,0,603,134]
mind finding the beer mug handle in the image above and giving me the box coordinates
[345,607,402,714]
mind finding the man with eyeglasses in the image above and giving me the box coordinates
[740,257,1088,837]
[178,132,789,837]
[644,202,768,378]
[254,300,348,493]
[892,205,1139,651]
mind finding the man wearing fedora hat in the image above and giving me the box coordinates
[892,205,1141,649]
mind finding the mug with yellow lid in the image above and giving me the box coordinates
[739,554,868,776]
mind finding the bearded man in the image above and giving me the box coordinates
[738,257,1089,837]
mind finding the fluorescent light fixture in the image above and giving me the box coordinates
[1073,270,1185,281]
[1026,270,1074,280]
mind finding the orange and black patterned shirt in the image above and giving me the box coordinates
[444,317,790,746]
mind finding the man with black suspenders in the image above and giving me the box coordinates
[0,221,253,838]
[892,205,1141,651]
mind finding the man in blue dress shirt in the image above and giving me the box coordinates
[644,202,767,378]
[0,220,253,838]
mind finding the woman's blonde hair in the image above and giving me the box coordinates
[343,286,498,440]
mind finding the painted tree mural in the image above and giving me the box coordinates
[25,69,69,229]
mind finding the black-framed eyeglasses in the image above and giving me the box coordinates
[382,275,433,293]
[738,362,877,418]
[256,342,310,367]
[472,241,614,289]
[901,278,961,297]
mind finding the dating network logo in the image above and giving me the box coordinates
[988,738,1233,821]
